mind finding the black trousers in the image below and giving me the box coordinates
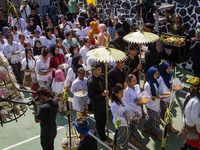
[180,140,198,150]
[193,67,200,77]
[93,110,107,141]
[41,135,56,150]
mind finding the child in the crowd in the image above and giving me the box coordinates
[52,69,66,114]
[111,85,138,150]
[71,68,90,118]
[124,74,142,147]
[56,38,67,55]
[68,44,79,67]
[28,29,42,47]
[158,62,178,133]
[143,67,162,141]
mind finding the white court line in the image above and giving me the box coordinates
[2,125,67,150]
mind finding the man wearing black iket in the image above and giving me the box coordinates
[87,62,111,147]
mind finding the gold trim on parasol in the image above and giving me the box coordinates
[123,30,159,44]
[87,47,126,63]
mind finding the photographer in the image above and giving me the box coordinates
[33,87,58,150]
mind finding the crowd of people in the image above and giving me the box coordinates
[1,0,200,150]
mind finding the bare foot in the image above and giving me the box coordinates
[169,125,179,133]
[143,127,153,134]
[132,137,142,147]
[103,141,111,147]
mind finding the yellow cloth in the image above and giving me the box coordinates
[89,21,98,42]
[86,0,96,6]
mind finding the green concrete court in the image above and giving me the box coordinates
[0,66,194,150]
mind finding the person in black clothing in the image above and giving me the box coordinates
[109,28,128,52]
[125,44,142,83]
[108,60,128,90]
[28,0,39,10]
[87,62,111,147]
[75,118,98,150]
[28,7,41,28]
[143,23,161,91]
[190,27,200,77]
[0,9,8,32]
[33,87,58,150]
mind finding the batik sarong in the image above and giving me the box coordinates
[144,107,161,135]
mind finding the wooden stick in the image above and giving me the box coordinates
[105,62,109,137]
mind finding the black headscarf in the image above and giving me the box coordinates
[71,54,82,75]
[26,18,37,33]
[33,40,41,56]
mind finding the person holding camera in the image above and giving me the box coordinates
[33,87,58,150]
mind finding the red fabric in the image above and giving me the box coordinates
[50,53,65,78]
[31,82,38,98]
[89,35,95,45]
[186,133,200,149]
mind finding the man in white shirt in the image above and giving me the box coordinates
[80,37,91,65]
[12,11,27,32]
[20,0,31,21]
[11,26,20,42]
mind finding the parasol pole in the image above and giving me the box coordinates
[105,62,109,137]
[138,0,143,85]
[63,90,72,147]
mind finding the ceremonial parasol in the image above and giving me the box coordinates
[87,47,126,137]
[123,0,159,84]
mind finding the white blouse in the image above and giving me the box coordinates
[21,57,37,83]
[111,101,127,126]
[70,77,90,111]
[24,25,42,38]
[35,57,52,81]
[12,32,20,42]
[4,41,20,64]
[29,37,43,47]
[158,76,176,102]
[0,39,7,54]
[124,85,142,117]
[12,18,27,32]
[65,67,76,87]
[183,96,200,132]
[80,45,89,65]
[52,78,66,94]
[144,81,160,112]
[18,42,25,61]
[42,34,56,48]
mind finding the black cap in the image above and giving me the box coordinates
[91,62,101,70]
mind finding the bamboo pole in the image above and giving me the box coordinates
[105,62,109,137]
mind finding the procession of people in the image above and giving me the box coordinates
[1,0,200,150]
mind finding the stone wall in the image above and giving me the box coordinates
[79,0,200,36]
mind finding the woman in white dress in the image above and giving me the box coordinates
[21,48,37,94]
[158,62,178,133]
[4,33,23,86]
[42,27,56,48]
[124,74,142,147]
[35,48,52,91]
[143,67,162,141]
[25,18,42,38]
[65,54,83,92]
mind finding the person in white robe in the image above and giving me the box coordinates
[71,68,90,118]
